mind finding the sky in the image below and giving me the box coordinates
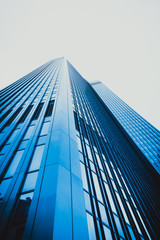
[0,0,160,130]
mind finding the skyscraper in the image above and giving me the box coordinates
[0,57,160,240]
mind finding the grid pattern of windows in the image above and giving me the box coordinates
[68,60,159,240]
[91,82,160,174]
[0,58,159,240]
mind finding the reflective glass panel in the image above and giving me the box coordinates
[5,150,24,178]
[86,213,96,240]
[29,145,45,171]
[0,178,12,199]
[22,172,38,192]
[40,122,50,136]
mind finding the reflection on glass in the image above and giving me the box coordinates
[84,191,92,212]
[5,150,24,178]
[40,122,50,135]
[0,178,12,199]
[80,163,88,191]
[86,213,96,240]
[104,182,117,213]
[92,172,103,203]
[114,215,125,238]
[23,125,35,140]
[103,225,112,240]
[22,172,38,192]
[29,145,45,171]
[7,129,20,144]
[99,203,109,225]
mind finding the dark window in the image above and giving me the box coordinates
[18,105,33,123]
[0,109,12,123]
[31,103,44,120]
[45,100,54,117]
[6,107,22,126]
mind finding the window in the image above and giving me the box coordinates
[103,225,112,240]
[45,100,54,117]
[104,183,117,213]
[31,103,44,120]
[5,150,24,178]
[0,178,12,199]
[86,145,93,161]
[22,172,38,192]
[29,145,45,171]
[6,107,22,126]
[23,125,35,140]
[7,129,20,144]
[84,191,92,212]
[40,122,50,136]
[77,136,82,152]
[92,172,103,203]
[99,203,109,225]
[114,215,125,238]
[18,105,33,123]
[80,163,88,191]
[86,213,96,240]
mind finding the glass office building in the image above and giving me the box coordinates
[91,81,160,174]
[0,57,160,240]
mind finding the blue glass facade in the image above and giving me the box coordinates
[91,81,160,174]
[0,58,160,239]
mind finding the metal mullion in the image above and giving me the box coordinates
[0,62,57,146]
[70,80,102,240]
[0,62,55,125]
[0,61,52,104]
[100,138,153,239]
[0,61,62,236]
[0,62,60,175]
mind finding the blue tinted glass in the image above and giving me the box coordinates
[23,125,35,140]
[80,163,88,191]
[86,213,96,240]
[99,203,108,225]
[29,145,45,171]
[77,136,82,152]
[7,129,20,144]
[84,191,92,212]
[0,178,12,199]
[92,172,103,202]
[114,215,124,238]
[40,122,50,135]
[18,140,28,150]
[5,150,24,178]
[103,225,112,240]
[104,182,117,213]
[22,172,38,192]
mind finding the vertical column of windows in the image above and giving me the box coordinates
[69,68,153,239]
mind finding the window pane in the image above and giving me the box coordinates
[104,183,117,213]
[22,172,38,192]
[12,192,34,224]
[84,191,92,212]
[77,136,82,152]
[5,150,24,178]
[103,225,112,240]
[92,172,103,203]
[80,163,88,191]
[40,122,50,136]
[29,145,45,171]
[7,129,20,144]
[99,203,109,225]
[0,178,12,199]
[23,125,35,140]
[114,215,125,238]
[86,145,93,160]
[86,213,96,240]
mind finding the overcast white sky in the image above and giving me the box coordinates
[0,0,160,130]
